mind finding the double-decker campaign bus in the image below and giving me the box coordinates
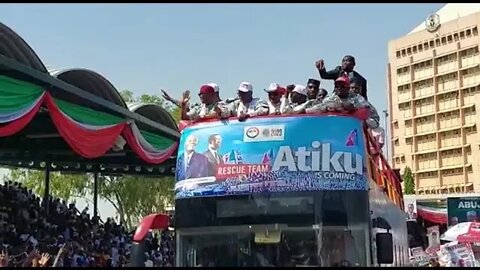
[173,110,409,267]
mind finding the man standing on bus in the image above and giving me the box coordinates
[228,82,268,121]
[162,83,235,111]
[176,134,208,181]
[283,84,308,113]
[315,55,368,100]
[264,83,287,115]
[181,84,230,121]
[300,76,379,129]
[306,78,321,100]
[350,81,384,150]
[296,79,328,112]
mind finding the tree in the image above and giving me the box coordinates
[97,175,174,228]
[120,89,181,123]
[9,168,89,204]
[402,166,415,195]
[8,90,178,229]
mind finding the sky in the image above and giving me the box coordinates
[0,3,444,219]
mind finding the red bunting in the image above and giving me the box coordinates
[123,126,178,164]
[0,95,45,137]
[45,93,126,159]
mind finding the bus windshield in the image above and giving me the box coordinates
[176,191,370,267]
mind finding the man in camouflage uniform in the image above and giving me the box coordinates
[228,82,268,121]
[161,82,235,111]
[296,79,328,112]
[282,84,308,114]
[264,83,287,115]
[301,76,379,129]
[181,84,230,121]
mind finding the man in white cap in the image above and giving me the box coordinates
[283,84,308,113]
[208,82,238,107]
[228,82,268,121]
[264,83,287,115]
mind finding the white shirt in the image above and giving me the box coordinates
[184,152,194,171]
[231,98,267,117]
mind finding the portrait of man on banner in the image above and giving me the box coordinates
[405,199,418,221]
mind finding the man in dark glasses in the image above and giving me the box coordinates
[306,78,321,100]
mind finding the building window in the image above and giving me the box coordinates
[401,49,406,57]
[396,51,401,58]
[467,29,472,36]
[441,37,447,45]
[473,27,478,36]
[430,40,435,48]
[454,33,459,41]
[460,31,465,39]
[419,44,424,51]
[407,47,412,55]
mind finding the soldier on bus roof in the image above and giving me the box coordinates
[306,78,321,100]
[282,84,308,114]
[294,79,328,112]
[228,82,269,121]
[161,82,236,110]
[180,84,229,121]
[264,83,288,115]
[349,80,385,151]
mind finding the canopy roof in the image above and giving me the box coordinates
[0,22,179,176]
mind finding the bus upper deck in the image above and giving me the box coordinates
[177,109,403,209]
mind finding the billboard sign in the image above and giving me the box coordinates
[447,197,480,227]
[175,115,368,199]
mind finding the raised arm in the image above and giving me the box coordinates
[161,89,182,108]
[180,90,192,120]
[315,59,341,80]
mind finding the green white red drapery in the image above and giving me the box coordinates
[0,75,177,164]
[417,204,448,224]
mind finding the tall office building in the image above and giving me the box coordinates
[388,4,480,195]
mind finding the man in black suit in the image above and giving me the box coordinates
[203,134,224,177]
[315,55,368,100]
[176,134,208,181]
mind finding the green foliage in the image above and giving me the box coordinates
[98,175,174,228]
[10,168,89,203]
[119,89,180,123]
[402,166,415,195]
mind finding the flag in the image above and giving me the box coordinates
[262,153,270,165]
[346,129,357,146]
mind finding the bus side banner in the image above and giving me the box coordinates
[175,115,368,199]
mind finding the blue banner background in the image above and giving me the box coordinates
[175,115,368,199]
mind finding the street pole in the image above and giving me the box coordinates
[383,109,389,163]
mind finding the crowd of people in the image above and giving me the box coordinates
[0,181,175,267]
[161,55,385,148]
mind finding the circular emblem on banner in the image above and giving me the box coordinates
[246,127,260,138]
